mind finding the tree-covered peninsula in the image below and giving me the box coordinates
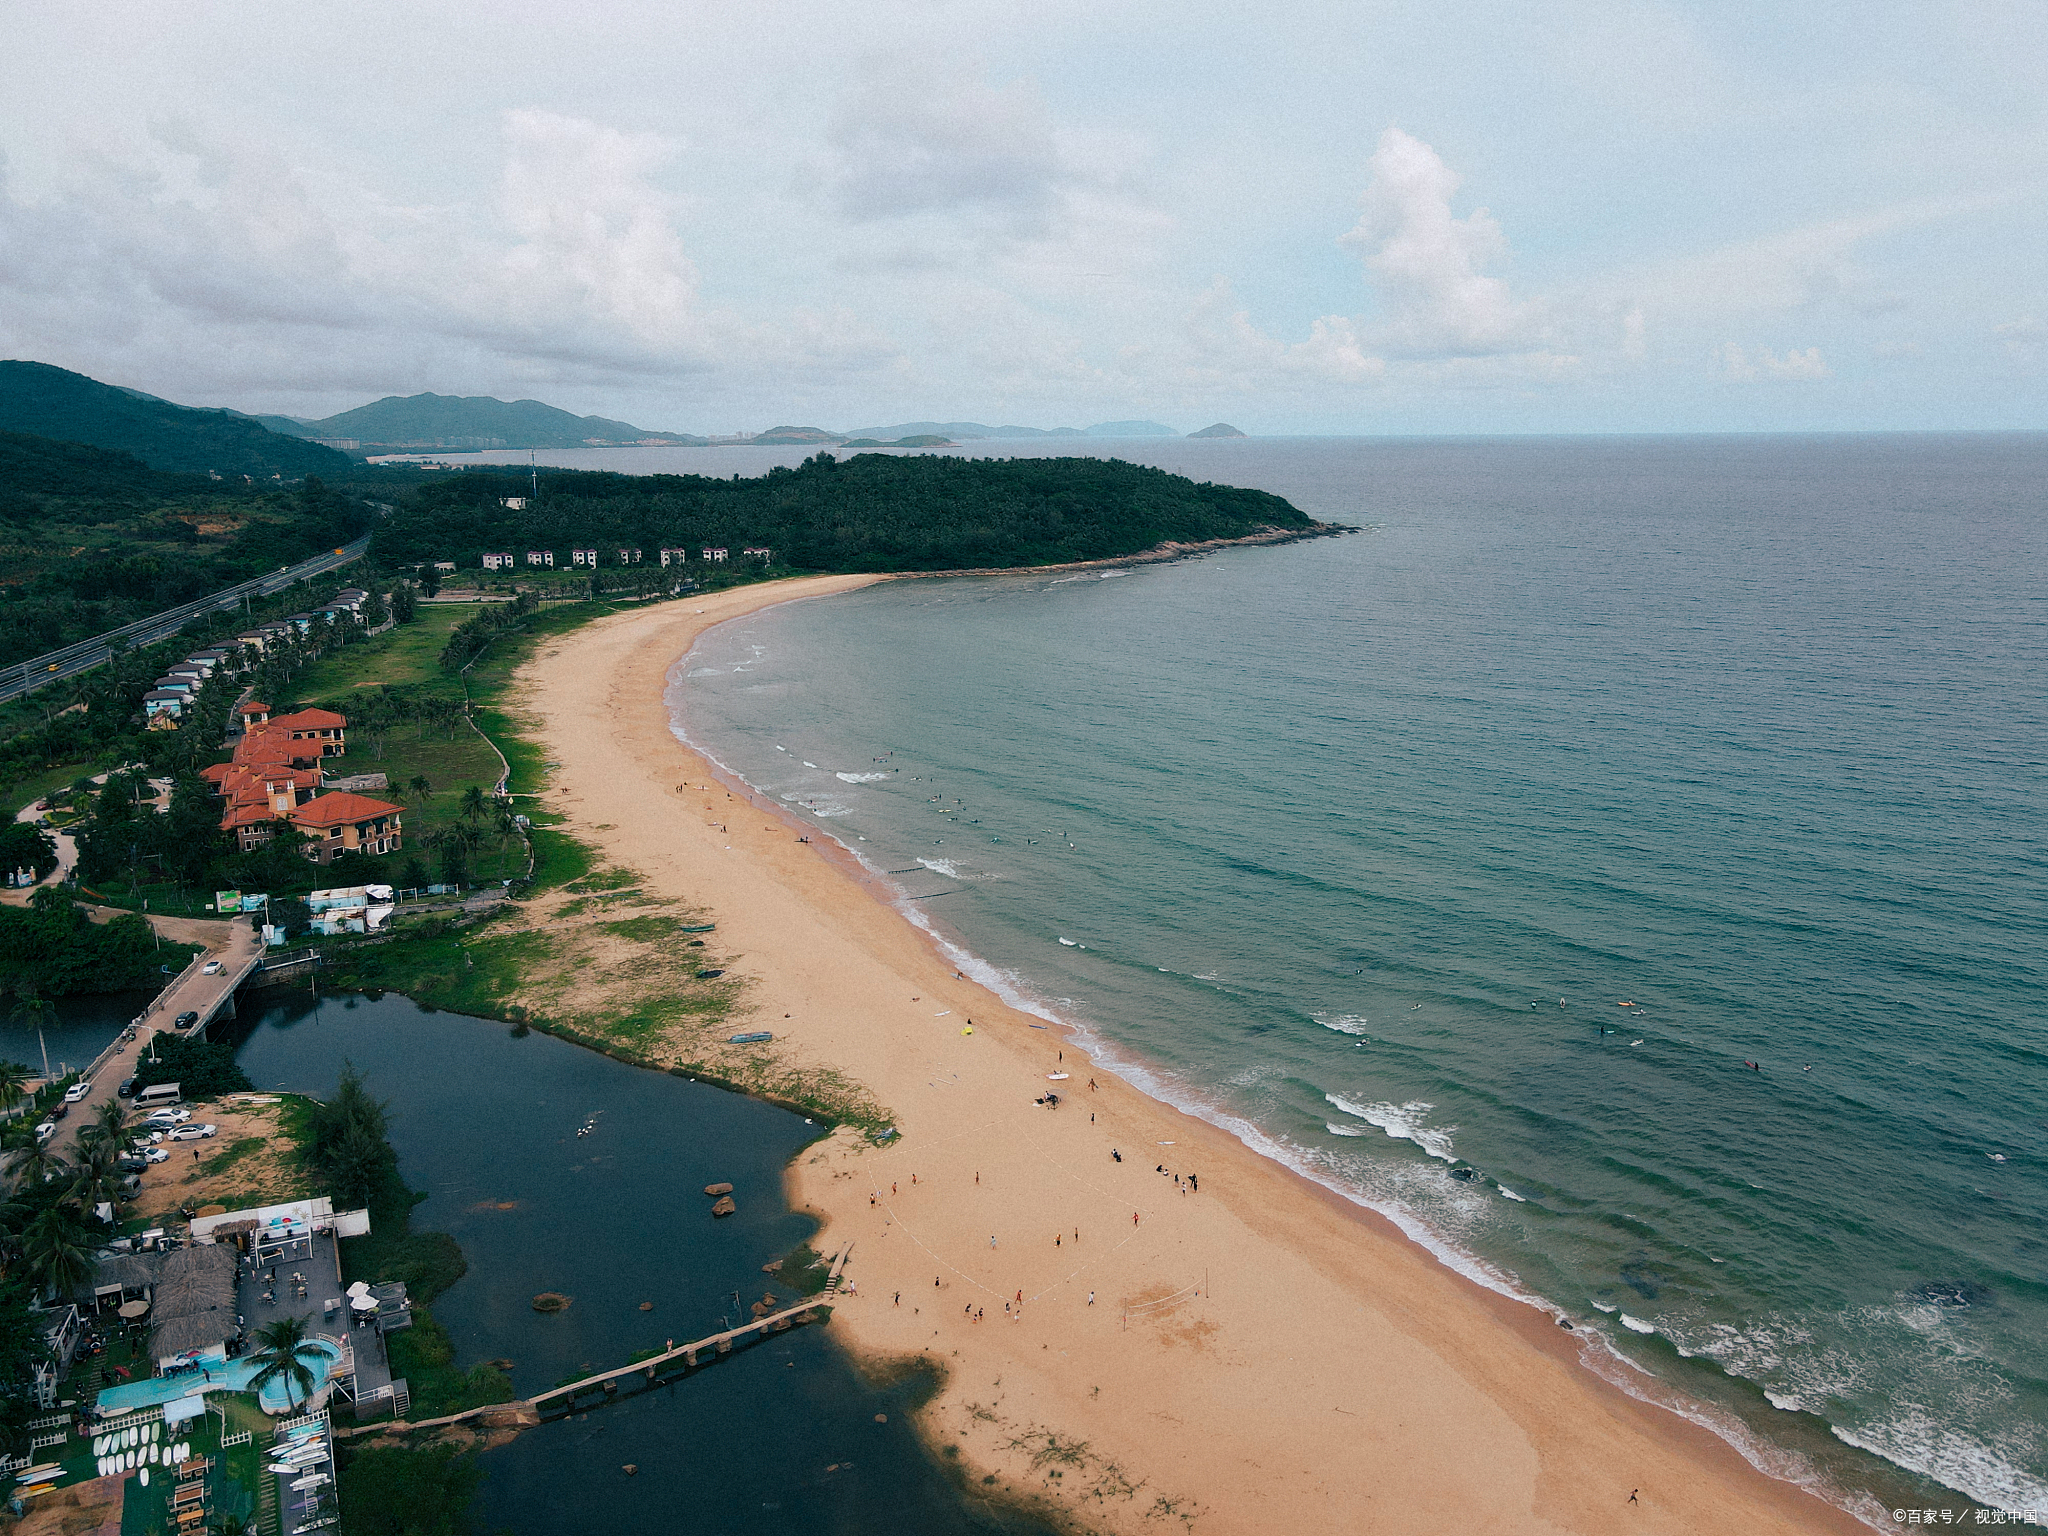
[371,451,1326,573]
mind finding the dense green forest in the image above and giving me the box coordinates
[0,361,353,478]
[0,435,377,666]
[0,888,171,995]
[372,451,1322,572]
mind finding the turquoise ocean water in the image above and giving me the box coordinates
[648,433,2047,1526]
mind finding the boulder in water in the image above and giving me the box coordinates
[704,1182,734,1196]
[531,1292,572,1313]
[711,1195,736,1217]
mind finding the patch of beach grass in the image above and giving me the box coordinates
[384,1309,515,1419]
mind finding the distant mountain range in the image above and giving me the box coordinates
[263,392,708,450]
[839,420,1184,441]
[0,364,1247,474]
[0,361,354,479]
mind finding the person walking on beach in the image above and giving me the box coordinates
[990,1234,997,1248]
[1628,1490,1639,1506]
[1088,1291,1095,1305]
[1133,1211,1140,1226]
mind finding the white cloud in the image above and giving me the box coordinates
[1715,342,1829,381]
[1339,127,1546,357]
[817,58,1170,285]
[1996,317,2044,362]
[0,112,896,415]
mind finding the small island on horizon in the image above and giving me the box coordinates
[1188,422,1248,438]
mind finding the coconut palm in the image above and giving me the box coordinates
[459,784,488,825]
[20,1204,97,1299]
[67,1140,124,1212]
[6,1137,67,1189]
[247,1316,326,1413]
[408,774,432,805]
[81,1099,128,1149]
[0,1060,28,1114]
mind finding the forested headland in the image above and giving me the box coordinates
[371,451,1327,573]
[0,434,374,667]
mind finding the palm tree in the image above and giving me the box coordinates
[10,988,54,1081]
[408,774,432,806]
[459,785,488,825]
[82,1098,127,1149]
[6,1137,67,1189]
[20,1205,97,1299]
[68,1141,124,1212]
[247,1316,326,1413]
[0,1060,28,1115]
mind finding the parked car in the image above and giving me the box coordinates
[117,1076,137,1098]
[63,1081,92,1104]
[174,1011,199,1030]
[166,1124,216,1142]
[143,1107,191,1125]
[117,1156,148,1174]
[140,1147,169,1164]
[34,1121,56,1144]
[201,961,224,975]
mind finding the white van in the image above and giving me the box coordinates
[134,1083,182,1111]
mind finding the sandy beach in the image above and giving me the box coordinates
[518,575,1864,1535]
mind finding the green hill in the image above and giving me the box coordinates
[0,362,356,478]
[373,451,1324,573]
[304,392,706,449]
[0,428,374,668]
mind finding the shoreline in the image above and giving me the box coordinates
[513,572,1869,1534]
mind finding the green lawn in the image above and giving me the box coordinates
[284,603,486,699]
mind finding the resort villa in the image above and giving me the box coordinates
[204,705,405,860]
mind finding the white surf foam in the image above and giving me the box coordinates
[662,618,1895,1533]
[837,771,889,783]
[1620,1314,1658,1335]
[918,858,959,879]
[1314,1014,1371,1036]
[1324,1094,1457,1162]
[1498,1187,1528,1202]
[1325,1123,1369,1137]
[1832,1414,2048,1524]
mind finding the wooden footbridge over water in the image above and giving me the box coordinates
[340,1246,853,1440]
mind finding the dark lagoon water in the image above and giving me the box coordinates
[666,433,2048,1525]
[0,989,153,1083]
[233,991,1051,1536]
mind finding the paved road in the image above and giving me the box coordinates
[41,914,262,1163]
[0,536,370,704]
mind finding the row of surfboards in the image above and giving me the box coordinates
[94,1439,192,1478]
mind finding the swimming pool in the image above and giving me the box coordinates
[94,1337,344,1417]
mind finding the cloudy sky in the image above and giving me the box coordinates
[2,0,2042,434]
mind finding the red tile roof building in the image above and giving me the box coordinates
[210,706,401,859]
